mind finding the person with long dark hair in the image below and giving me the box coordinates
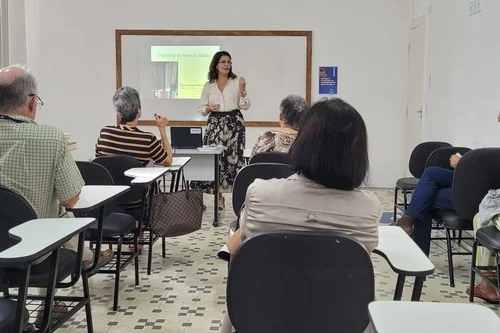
[196,51,250,209]
[219,98,382,333]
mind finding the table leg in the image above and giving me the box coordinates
[411,277,425,301]
[169,172,175,193]
[39,248,60,332]
[175,169,182,191]
[14,266,31,333]
[393,274,405,301]
[213,154,220,226]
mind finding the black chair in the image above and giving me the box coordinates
[92,155,160,276]
[0,298,19,332]
[432,148,500,287]
[394,141,452,221]
[231,163,295,229]
[425,146,472,240]
[0,187,93,332]
[76,161,139,311]
[227,231,374,333]
[470,226,500,303]
[249,151,290,165]
[425,146,472,170]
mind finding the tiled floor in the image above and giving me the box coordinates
[49,189,499,332]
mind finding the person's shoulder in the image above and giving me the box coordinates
[247,177,290,198]
[353,189,382,210]
[36,124,65,142]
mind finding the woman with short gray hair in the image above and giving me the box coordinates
[95,86,173,167]
[250,94,309,156]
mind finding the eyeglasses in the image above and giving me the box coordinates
[218,61,232,65]
[28,94,44,110]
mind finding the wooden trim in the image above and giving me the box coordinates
[305,31,312,105]
[115,30,122,124]
[137,120,280,127]
[116,29,312,125]
[116,29,312,37]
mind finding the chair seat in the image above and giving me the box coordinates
[88,213,136,238]
[0,298,17,332]
[431,209,473,230]
[5,249,77,288]
[476,226,500,252]
[396,177,418,190]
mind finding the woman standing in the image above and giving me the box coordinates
[197,51,251,208]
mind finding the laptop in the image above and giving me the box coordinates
[170,127,203,149]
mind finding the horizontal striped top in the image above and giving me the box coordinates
[95,125,168,165]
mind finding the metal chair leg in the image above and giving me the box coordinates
[162,237,166,258]
[147,231,154,275]
[134,238,140,285]
[445,227,455,287]
[469,241,478,303]
[403,190,408,211]
[82,273,94,333]
[113,238,123,311]
[393,187,399,222]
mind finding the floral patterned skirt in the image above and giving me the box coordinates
[190,109,245,193]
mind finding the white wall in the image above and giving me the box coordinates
[6,0,26,64]
[18,0,409,187]
[424,0,500,148]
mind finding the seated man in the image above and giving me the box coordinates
[392,153,462,255]
[0,65,113,321]
[95,86,173,166]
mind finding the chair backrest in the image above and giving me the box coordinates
[0,187,37,252]
[93,155,145,204]
[425,146,472,170]
[249,151,290,165]
[452,148,500,220]
[409,141,452,178]
[76,161,116,218]
[227,231,375,333]
[232,163,294,217]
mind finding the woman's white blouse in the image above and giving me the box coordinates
[198,78,251,116]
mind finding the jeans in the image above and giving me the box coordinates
[406,167,454,255]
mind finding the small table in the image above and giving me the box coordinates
[374,226,435,301]
[124,166,171,185]
[173,146,226,226]
[152,157,192,192]
[0,218,95,333]
[368,301,500,333]
[243,148,252,164]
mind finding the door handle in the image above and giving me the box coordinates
[416,109,422,114]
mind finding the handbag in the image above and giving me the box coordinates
[150,171,204,237]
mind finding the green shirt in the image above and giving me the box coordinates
[0,114,84,218]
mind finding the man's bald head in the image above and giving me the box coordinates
[0,65,38,115]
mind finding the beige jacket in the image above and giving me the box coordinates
[239,174,382,253]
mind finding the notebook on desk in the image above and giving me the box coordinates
[170,127,203,149]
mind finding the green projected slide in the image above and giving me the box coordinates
[151,45,220,99]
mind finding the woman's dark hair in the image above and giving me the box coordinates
[208,51,237,82]
[288,98,369,190]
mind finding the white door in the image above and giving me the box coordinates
[405,23,426,175]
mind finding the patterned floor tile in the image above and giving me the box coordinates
[49,190,499,332]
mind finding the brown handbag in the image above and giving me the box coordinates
[150,173,203,237]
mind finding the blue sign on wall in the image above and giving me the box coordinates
[319,66,338,95]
